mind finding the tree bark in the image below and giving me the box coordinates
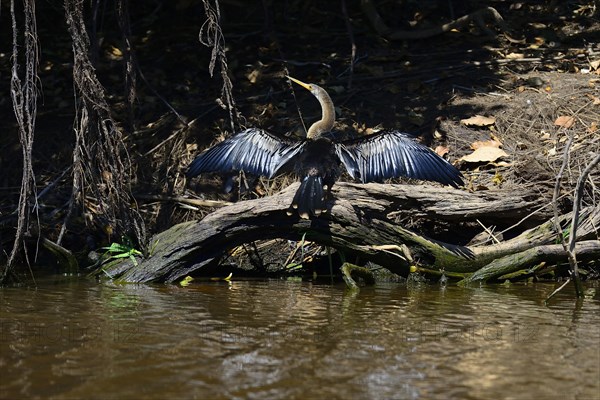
[101,182,599,283]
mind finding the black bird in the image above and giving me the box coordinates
[187,77,463,219]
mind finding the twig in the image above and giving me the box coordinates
[552,132,574,246]
[272,58,331,68]
[545,278,571,303]
[549,99,596,298]
[41,237,79,274]
[328,58,555,86]
[142,117,199,157]
[499,195,567,236]
[134,194,233,208]
[341,0,357,89]
[567,153,600,297]
[471,56,564,66]
[285,76,308,136]
[35,167,72,203]
[117,0,137,131]
[476,219,501,244]
[136,63,186,125]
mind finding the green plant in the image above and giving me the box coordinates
[285,233,308,271]
[100,238,143,266]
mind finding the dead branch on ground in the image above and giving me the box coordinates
[360,3,510,40]
[100,183,599,283]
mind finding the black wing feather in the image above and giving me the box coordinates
[337,131,463,187]
[334,144,359,179]
[187,128,305,179]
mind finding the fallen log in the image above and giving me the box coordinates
[100,182,598,283]
[459,240,600,285]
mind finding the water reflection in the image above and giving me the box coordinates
[1,278,598,399]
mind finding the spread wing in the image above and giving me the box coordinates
[336,131,463,187]
[187,128,305,179]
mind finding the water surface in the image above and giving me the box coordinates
[1,278,598,399]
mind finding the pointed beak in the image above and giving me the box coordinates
[287,76,313,91]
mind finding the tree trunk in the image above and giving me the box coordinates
[101,182,599,283]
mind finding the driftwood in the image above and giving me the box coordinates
[101,182,599,283]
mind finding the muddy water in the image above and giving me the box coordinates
[1,277,598,400]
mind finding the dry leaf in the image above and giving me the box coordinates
[460,115,496,127]
[460,147,508,163]
[110,46,122,57]
[246,69,260,84]
[587,93,600,105]
[590,59,600,71]
[587,122,598,133]
[490,161,513,167]
[105,46,123,60]
[471,139,502,150]
[554,115,575,128]
[539,130,551,140]
[558,133,579,143]
[435,146,449,157]
[505,52,524,59]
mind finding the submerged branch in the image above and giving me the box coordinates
[460,241,600,285]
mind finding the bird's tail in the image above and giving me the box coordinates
[288,175,325,219]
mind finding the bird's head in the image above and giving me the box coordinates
[287,76,324,98]
[287,75,335,138]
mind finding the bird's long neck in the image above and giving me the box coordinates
[307,87,335,139]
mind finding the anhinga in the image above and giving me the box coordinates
[187,77,463,219]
